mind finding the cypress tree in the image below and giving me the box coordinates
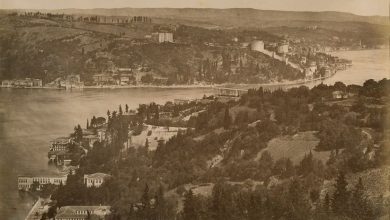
[182,189,198,220]
[223,107,231,129]
[331,172,349,216]
[155,185,167,220]
[349,177,374,220]
[119,105,123,116]
[323,193,330,214]
[140,184,151,220]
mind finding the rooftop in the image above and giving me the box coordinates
[84,173,111,179]
[83,134,99,139]
[56,206,111,219]
[52,137,71,141]
[18,174,67,178]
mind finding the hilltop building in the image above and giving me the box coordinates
[174,99,191,105]
[250,40,265,52]
[277,42,289,54]
[332,90,348,99]
[152,32,174,43]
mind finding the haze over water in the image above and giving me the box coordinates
[0,49,388,220]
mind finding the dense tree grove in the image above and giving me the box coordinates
[47,79,389,219]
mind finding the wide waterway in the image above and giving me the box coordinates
[0,49,388,219]
[0,88,213,220]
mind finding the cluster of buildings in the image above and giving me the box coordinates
[79,15,151,24]
[1,78,42,88]
[1,75,86,90]
[20,113,113,219]
[18,172,111,191]
[17,11,152,25]
[46,74,84,89]
[16,11,74,21]
[48,118,107,165]
[245,38,351,82]
[91,63,171,86]
[92,73,136,86]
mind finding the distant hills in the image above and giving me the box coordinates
[9,8,388,28]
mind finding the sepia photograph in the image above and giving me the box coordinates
[0,0,389,219]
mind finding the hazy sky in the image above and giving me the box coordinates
[1,0,389,16]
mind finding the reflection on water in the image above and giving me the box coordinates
[0,88,212,220]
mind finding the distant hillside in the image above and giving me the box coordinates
[14,8,389,27]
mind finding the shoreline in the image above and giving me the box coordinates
[0,84,215,90]
[0,75,336,91]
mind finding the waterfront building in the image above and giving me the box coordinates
[48,150,70,165]
[64,74,84,89]
[50,137,72,152]
[32,79,43,87]
[2,78,43,88]
[55,206,111,220]
[18,175,67,191]
[92,73,115,84]
[84,173,111,187]
[120,76,130,85]
[214,88,248,97]
[1,80,12,87]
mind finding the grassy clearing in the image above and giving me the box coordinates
[256,131,331,165]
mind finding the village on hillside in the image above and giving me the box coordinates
[1,4,389,220]
[0,11,358,89]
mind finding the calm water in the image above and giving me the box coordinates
[0,49,389,220]
[0,88,213,220]
[318,49,389,86]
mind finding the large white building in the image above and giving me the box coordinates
[84,173,111,187]
[50,137,72,152]
[152,32,174,43]
[55,206,111,220]
[18,175,67,191]
[277,43,289,54]
[250,40,265,52]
